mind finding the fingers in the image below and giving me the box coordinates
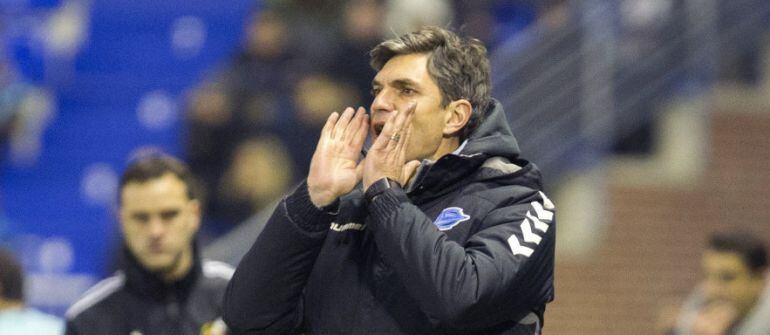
[322,112,339,137]
[395,111,414,160]
[370,111,395,150]
[385,103,416,151]
[383,112,404,151]
[405,101,417,115]
[350,107,369,150]
[371,103,416,150]
[332,107,356,139]
[318,111,340,148]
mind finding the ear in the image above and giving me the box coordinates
[117,206,129,234]
[188,199,202,232]
[443,99,473,137]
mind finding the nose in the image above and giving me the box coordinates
[147,217,166,239]
[370,88,395,115]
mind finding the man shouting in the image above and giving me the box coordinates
[224,26,556,335]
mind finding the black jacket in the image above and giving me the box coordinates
[65,246,233,335]
[224,100,556,334]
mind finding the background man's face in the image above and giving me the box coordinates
[370,53,450,162]
[702,250,766,317]
[120,173,200,275]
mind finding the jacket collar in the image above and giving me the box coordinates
[407,99,522,198]
[121,242,201,302]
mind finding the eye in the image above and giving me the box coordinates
[370,87,381,97]
[400,88,415,95]
[160,209,180,221]
[131,213,150,223]
[718,272,737,283]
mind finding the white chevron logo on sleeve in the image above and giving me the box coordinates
[538,191,555,210]
[508,235,534,257]
[507,194,555,257]
[525,211,549,233]
[530,201,553,222]
[520,217,542,244]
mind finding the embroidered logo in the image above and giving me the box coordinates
[433,207,470,231]
[330,222,366,232]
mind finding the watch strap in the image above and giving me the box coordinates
[365,178,401,203]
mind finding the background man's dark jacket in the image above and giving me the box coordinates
[224,100,556,334]
[65,246,233,335]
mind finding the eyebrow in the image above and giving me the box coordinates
[371,78,421,89]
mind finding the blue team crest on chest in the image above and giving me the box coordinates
[433,207,470,231]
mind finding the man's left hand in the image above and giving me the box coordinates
[362,103,421,191]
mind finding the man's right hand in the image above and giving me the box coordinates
[307,107,369,208]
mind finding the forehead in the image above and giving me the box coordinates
[120,174,189,209]
[373,53,435,87]
[703,250,750,273]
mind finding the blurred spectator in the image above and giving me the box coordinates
[452,0,537,48]
[216,136,295,224]
[613,0,683,155]
[0,246,64,334]
[187,5,363,232]
[495,0,584,163]
[330,0,386,106]
[268,0,345,69]
[65,154,232,335]
[715,0,768,85]
[186,9,302,230]
[668,231,770,335]
[453,1,496,46]
[0,58,55,167]
[383,0,453,36]
[293,73,359,129]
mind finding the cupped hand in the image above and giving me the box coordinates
[307,107,368,207]
[362,103,421,191]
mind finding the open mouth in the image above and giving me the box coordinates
[372,123,385,137]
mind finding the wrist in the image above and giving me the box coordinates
[286,181,336,233]
[364,177,401,203]
[307,185,336,208]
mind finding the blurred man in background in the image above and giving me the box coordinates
[65,154,232,335]
[671,231,770,335]
[0,246,63,334]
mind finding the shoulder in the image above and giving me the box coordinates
[65,272,126,321]
[195,260,233,304]
[465,157,548,207]
[201,259,234,282]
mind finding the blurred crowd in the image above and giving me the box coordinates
[185,0,769,236]
[0,0,768,332]
[184,0,540,234]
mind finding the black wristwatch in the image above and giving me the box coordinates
[365,178,401,203]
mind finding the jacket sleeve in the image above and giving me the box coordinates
[367,186,555,331]
[64,321,79,335]
[223,181,333,334]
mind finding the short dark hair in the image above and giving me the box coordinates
[370,26,492,140]
[119,153,200,203]
[708,231,768,274]
[0,247,24,301]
